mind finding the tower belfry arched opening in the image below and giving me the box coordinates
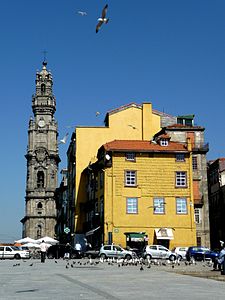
[21,61,61,239]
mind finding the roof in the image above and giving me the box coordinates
[104,102,175,125]
[102,140,188,153]
[166,123,204,130]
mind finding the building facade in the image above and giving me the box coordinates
[66,102,209,247]
[154,116,210,247]
[84,136,196,249]
[21,61,60,239]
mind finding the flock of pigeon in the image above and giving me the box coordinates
[77,4,109,33]
[11,256,214,273]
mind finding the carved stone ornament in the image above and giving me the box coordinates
[35,147,47,162]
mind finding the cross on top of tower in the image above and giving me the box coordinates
[42,50,48,66]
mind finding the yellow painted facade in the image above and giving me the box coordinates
[101,150,196,249]
[74,103,161,231]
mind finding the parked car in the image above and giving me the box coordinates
[171,247,188,260]
[82,248,100,258]
[99,245,136,260]
[186,246,219,262]
[0,245,30,259]
[47,244,82,259]
[143,245,177,261]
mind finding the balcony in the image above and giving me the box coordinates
[192,142,209,153]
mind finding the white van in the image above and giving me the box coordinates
[0,245,30,259]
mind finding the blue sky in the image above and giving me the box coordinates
[0,0,225,242]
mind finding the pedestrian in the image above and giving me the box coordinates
[40,240,48,263]
[75,242,82,251]
[213,245,225,270]
[64,243,71,259]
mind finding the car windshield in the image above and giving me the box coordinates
[12,246,20,250]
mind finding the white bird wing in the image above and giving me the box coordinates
[78,11,87,16]
[59,133,69,144]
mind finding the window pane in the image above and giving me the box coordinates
[125,170,136,186]
[176,198,187,214]
[176,172,187,187]
[153,198,165,214]
[126,197,138,214]
[192,156,198,170]
[125,153,135,161]
[176,154,185,162]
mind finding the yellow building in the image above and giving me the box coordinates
[86,135,196,250]
[69,103,165,232]
[66,102,209,248]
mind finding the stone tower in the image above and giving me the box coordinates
[21,61,60,239]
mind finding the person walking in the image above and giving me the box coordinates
[213,245,225,271]
[40,240,48,263]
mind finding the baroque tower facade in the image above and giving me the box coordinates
[21,61,60,239]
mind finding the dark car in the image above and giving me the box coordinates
[47,244,82,259]
[186,246,219,262]
[82,248,100,259]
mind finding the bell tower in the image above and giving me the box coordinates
[21,61,60,239]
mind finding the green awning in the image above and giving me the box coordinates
[125,232,146,241]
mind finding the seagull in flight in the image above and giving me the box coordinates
[96,111,100,117]
[96,4,109,33]
[77,11,87,16]
[58,133,69,145]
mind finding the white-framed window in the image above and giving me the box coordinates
[192,156,198,170]
[126,197,138,214]
[194,208,202,224]
[160,139,169,146]
[125,152,135,161]
[153,198,165,214]
[125,170,137,186]
[176,153,185,162]
[176,198,187,214]
[175,171,187,187]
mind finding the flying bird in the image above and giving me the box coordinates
[77,11,87,16]
[96,4,109,33]
[58,133,69,145]
[96,111,100,117]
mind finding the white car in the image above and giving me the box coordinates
[0,245,30,259]
[143,245,177,261]
[171,247,188,260]
[99,245,136,260]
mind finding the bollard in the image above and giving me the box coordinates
[221,258,225,275]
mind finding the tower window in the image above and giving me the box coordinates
[41,84,46,94]
[37,171,44,188]
[37,202,43,209]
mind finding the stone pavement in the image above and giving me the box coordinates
[1,258,225,300]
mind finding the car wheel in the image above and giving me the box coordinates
[169,255,176,261]
[14,254,21,259]
[100,253,106,259]
[125,254,132,260]
[146,254,152,260]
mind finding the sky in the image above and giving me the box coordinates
[0,0,225,243]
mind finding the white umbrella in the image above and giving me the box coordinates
[22,242,41,248]
[36,236,59,245]
[15,237,38,244]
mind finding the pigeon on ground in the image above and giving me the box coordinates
[96,4,109,33]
